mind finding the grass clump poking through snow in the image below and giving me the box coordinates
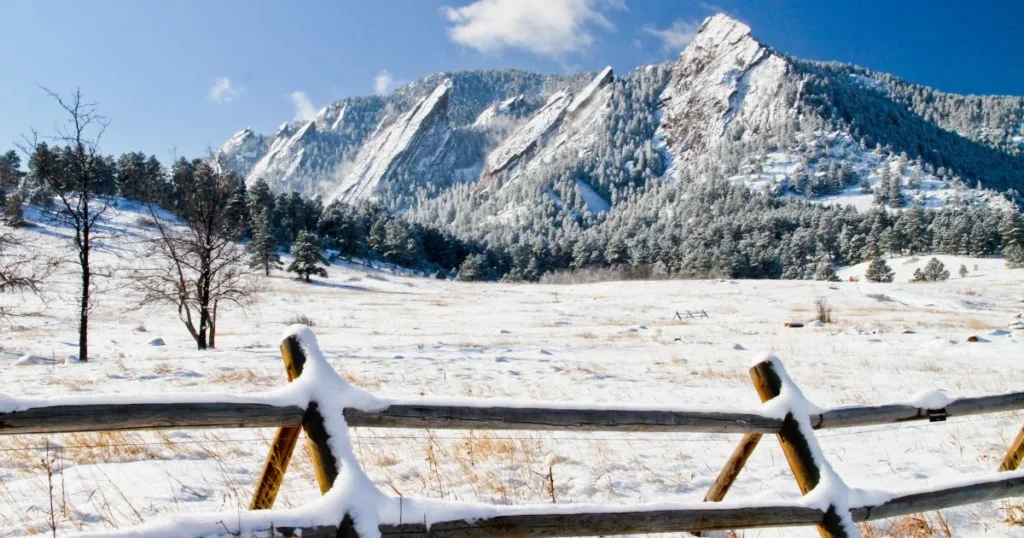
[815,298,834,324]
[285,314,316,327]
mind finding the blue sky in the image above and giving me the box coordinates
[2,0,1022,161]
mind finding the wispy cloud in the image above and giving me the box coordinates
[290,91,316,121]
[643,19,702,53]
[443,0,623,57]
[374,70,393,95]
[208,77,242,104]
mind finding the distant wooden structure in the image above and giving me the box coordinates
[675,309,709,320]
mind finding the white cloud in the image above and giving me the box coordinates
[374,70,393,95]
[290,91,316,121]
[643,19,701,52]
[209,77,242,104]
[443,0,622,57]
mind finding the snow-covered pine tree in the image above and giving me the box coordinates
[912,257,950,282]
[814,260,839,282]
[1000,210,1024,268]
[247,208,282,276]
[887,176,903,208]
[3,191,24,226]
[865,256,894,282]
[287,230,328,282]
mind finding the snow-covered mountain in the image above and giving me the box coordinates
[218,14,1024,219]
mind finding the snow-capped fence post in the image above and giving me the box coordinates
[749,358,853,538]
[251,333,340,509]
[999,426,1024,471]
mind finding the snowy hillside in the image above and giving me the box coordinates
[2,207,1024,536]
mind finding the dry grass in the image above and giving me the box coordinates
[207,368,276,387]
[859,512,952,537]
[965,318,999,330]
[1003,500,1024,526]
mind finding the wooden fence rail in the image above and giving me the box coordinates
[272,473,1024,537]
[5,390,1024,436]
[3,326,1024,538]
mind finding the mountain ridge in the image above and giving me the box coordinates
[217,13,1024,218]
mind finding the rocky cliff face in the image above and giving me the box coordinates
[329,83,455,203]
[659,14,792,175]
[214,128,269,177]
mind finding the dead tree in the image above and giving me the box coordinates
[19,88,108,361]
[133,160,261,349]
[0,230,55,322]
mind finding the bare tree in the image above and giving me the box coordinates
[0,230,55,322]
[18,88,109,361]
[133,159,261,349]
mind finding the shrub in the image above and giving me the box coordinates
[284,314,315,327]
[865,257,894,283]
[815,298,834,323]
[911,258,950,282]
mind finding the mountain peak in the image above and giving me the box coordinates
[697,13,751,39]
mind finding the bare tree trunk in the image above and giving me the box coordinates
[209,300,218,349]
[79,203,90,362]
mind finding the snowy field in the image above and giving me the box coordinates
[2,205,1024,536]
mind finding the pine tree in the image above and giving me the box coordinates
[865,256,894,283]
[874,166,891,206]
[958,264,968,278]
[1000,210,1023,268]
[287,230,328,282]
[887,176,903,208]
[3,191,24,226]
[0,150,23,191]
[247,208,282,276]
[456,253,489,281]
[912,258,950,282]
[814,260,839,282]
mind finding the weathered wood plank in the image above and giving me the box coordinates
[851,474,1024,522]
[0,403,304,435]
[999,426,1024,471]
[703,432,763,502]
[250,423,303,510]
[812,391,1024,430]
[270,505,826,537]
[343,406,783,433]
[252,334,313,509]
[750,359,849,538]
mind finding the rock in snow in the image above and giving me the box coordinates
[147,337,166,346]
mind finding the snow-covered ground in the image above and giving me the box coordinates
[2,204,1024,536]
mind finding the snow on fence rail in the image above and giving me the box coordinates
[2,326,1024,537]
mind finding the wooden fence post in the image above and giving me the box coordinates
[999,426,1024,471]
[750,359,851,538]
[251,334,341,507]
[703,432,762,502]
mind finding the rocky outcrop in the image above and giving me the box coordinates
[329,83,454,203]
[485,66,615,176]
[214,128,269,177]
[659,14,792,174]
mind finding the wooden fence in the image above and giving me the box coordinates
[3,328,1024,537]
[674,310,709,320]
